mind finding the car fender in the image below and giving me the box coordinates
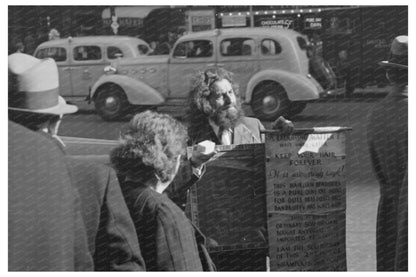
[91,75,165,105]
[244,69,323,102]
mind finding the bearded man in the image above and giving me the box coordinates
[187,68,293,145]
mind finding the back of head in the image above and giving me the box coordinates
[110,111,188,184]
[379,35,408,85]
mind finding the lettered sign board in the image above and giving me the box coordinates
[264,128,350,271]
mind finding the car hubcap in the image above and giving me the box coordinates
[262,95,280,114]
[104,96,119,112]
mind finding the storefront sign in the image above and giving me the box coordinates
[222,15,247,27]
[256,16,294,28]
[187,10,215,32]
[265,128,348,271]
[103,17,143,28]
[304,17,323,29]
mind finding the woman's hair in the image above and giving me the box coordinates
[110,111,188,184]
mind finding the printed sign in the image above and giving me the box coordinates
[304,17,323,29]
[265,129,348,271]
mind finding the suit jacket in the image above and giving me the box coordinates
[8,121,92,271]
[167,116,265,208]
[121,181,215,271]
[367,88,408,271]
[66,156,145,271]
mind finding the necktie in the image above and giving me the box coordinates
[218,127,231,145]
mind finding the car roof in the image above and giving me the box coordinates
[36,36,148,48]
[178,27,304,42]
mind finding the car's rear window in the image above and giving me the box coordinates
[173,40,213,58]
[138,44,150,55]
[297,36,308,51]
[35,47,67,62]
[107,46,124,59]
[261,39,282,55]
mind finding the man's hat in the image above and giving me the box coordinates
[8,53,78,115]
[379,35,408,69]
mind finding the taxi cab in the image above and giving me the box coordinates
[91,28,326,121]
[34,36,151,100]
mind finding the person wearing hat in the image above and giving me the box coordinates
[367,35,408,271]
[9,53,145,271]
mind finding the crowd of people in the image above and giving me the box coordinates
[8,35,407,271]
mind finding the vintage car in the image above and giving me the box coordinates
[33,36,151,101]
[90,28,328,121]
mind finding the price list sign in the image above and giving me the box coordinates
[264,128,350,271]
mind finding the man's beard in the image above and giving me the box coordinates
[210,101,244,129]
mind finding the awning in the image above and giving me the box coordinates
[102,6,159,19]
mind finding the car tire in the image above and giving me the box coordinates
[94,85,129,121]
[288,101,307,117]
[251,82,290,121]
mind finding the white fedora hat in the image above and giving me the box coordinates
[379,35,408,70]
[8,53,78,115]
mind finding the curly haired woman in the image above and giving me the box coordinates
[110,111,215,271]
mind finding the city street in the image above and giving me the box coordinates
[59,96,383,271]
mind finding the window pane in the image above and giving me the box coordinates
[261,39,282,55]
[35,47,67,62]
[74,46,102,61]
[138,44,149,55]
[107,46,123,59]
[220,38,255,56]
[173,40,213,58]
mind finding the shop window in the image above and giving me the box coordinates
[107,46,124,59]
[173,40,213,58]
[35,47,67,62]
[221,38,255,56]
[74,46,102,61]
[261,39,282,56]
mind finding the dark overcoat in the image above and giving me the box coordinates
[8,121,92,271]
[121,181,215,271]
[66,156,145,271]
[367,87,408,271]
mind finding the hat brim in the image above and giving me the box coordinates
[378,61,408,69]
[8,96,78,115]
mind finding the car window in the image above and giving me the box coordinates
[297,36,308,51]
[73,45,102,61]
[261,39,282,56]
[107,46,124,59]
[35,47,67,62]
[173,40,213,58]
[221,38,255,56]
[138,44,150,55]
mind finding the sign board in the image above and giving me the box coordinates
[255,16,294,28]
[304,17,323,29]
[264,128,349,271]
[186,9,215,32]
[222,15,247,27]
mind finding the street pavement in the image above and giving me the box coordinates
[60,90,390,271]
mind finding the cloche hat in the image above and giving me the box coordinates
[379,35,408,69]
[8,53,78,115]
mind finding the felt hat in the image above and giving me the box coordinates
[379,35,408,69]
[8,53,78,115]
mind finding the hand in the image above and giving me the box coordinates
[271,116,294,134]
[190,145,216,168]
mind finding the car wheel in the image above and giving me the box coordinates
[288,101,307,117]
[94,85,129,121]
[251,82,290,121]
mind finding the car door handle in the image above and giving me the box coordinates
[62,67,72,71]
[217,63,224,67]
[206,63,215,67]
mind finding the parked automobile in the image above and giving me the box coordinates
[90,28,329,121]
[33,36,151,100]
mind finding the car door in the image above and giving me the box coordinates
[168,38,216,99]
[34,46,73,97]
[217,36,259,97]
[70,44,105,97]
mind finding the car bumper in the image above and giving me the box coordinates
[319,87,345,98]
